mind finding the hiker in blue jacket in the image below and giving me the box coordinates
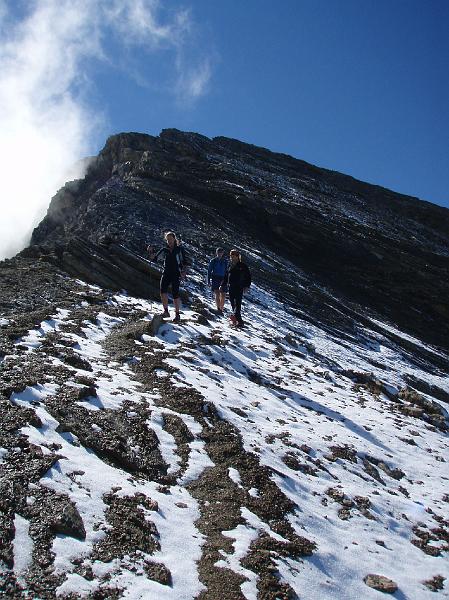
[148,231,188,323]
[207,247,228,313]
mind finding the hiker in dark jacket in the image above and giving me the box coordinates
[147,231,189,323]
[207,247,228,313]
[221,249,251,327]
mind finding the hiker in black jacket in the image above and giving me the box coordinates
[148,231,188,323]
[221,249,251,328]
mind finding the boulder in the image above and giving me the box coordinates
[364,574,398,594]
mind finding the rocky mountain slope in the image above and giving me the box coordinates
[0,129,448,599]
[28,129,449,351]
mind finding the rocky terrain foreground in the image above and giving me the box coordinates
[1,129,449,598]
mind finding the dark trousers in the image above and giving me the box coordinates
[229,286,244,324]
[160,272,180,299]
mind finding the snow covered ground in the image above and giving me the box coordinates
[1,276,448,599]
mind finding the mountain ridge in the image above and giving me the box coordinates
[27,128,449,352]
[0,250,448,598]
[105,128,449,209]
[0,128,448,599]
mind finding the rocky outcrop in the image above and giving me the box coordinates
[27,128,449,352]
[22,237,162,300]
[364,574,398,594]
[1,210,448,597]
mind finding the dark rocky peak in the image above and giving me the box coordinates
[87,132,155,180]
[2,132,449,600]
[160,127,215,150]
[26,129,449,352]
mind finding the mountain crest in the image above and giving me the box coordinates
[1,129,448,598]
[28,129,449,351]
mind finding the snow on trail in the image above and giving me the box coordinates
[6,282,449,599]
[12,515,33,586]
[13,303,208,599]
[153,284,449,598]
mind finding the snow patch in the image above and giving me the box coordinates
[13,514,33,585]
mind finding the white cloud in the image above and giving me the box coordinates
[177,58,212,101]
[106,0,188,46]
[0,0,211,259]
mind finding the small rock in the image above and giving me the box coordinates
[326,487,345,502]
[401,405,424,417]
[51,503,86,540]
[423,575,445,592]
[338,508,352,520]
[364,574,398,593]
[63,353,93,371]
[148,314,163,336]
[144,561,172,586]
[354,496,371,509]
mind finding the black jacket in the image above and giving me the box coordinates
[224,261,251,289]
[153,245,188,276]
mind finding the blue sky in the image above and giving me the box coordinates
[0,0,448,258]
[95,0,449,208]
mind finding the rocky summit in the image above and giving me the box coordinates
[28,128,449,351]
[0,129,448,599]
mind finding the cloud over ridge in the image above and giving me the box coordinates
[0,0,210,259]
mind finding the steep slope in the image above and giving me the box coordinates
[0,245,449,600]
[1,129,448,598]
[28,129,449,352]
[0,250,448,599]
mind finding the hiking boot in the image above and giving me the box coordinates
[236,321,244,328]
[172,313,181,323]
[229,314,237,325]
[160,310,170,318]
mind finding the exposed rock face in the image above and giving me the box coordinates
[363,574,398,593]
[27,129,449,352]
[1,138,449,596]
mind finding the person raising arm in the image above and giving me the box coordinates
[148,231,188,323]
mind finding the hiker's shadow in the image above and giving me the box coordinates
[280,388,388,451]
[226,341,261,362]
[156,324,185,345]
[202,342,274,377]
[196,338,387,451]
[206,345,250,375]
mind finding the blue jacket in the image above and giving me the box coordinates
[208,257,228,282]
